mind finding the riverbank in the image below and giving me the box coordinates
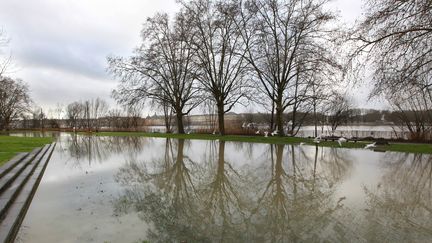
[0,135,53,166]
[95,132,432,154]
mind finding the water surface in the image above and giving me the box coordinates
[17,133,432,242]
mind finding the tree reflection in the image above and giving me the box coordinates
[198,140,250,242]
[249,144,349,242]
[314,147,354,186]
[62,134,145,166]
[114,138,204,242]
[363,153,432,242]
[113,141,358,242]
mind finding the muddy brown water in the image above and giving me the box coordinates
[12,133,432,243]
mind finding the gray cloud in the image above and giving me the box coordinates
[0,0,381,114]
[0,0,178,111]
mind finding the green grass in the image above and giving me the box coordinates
[95,132,432,154]
[0,135,53,166]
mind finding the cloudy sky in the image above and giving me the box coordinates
[0,0,378,116]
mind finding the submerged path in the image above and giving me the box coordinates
[0,143,56,243]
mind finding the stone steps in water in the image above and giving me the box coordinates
[0,153,29,179]
[0,143,56,243]
[0,148,42,195]
[0,145,50,219]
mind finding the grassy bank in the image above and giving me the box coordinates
[0,135,53,166]
[95,132,432,154]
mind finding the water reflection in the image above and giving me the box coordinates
[362,153,432,242]
[199,140,249,242]
[19,134,432,242]
[249,144,351,242]
[113,139,358,242]
[63,134,146,165]
[114,139,204,242]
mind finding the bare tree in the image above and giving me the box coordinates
[66,101,84,129]
[66,98,108,131]
[90,98,108,131]
[83,100,91,129]
[106,108,122,129]
[53,103,64,120]
[388,85,432,141]
[202,99,217,131]
[109,13,199,134]
[326,92,353,135]
[239,0,338,135]
[0,76,31,130]
[124,104,143,130]
[350,0,432,100]
[30,107,46,129]
[0,29,12,76]
[182,0,250,135]
[349,1,431,140]
[155,99,173,133]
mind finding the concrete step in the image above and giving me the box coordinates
[0,143,56,243]
[0,144,51,220]
[0,148,42,195]
[0,153,28,179]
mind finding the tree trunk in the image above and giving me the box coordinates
[218,140,225,172]
[177,139,184,162]
[313,99,318,138]
[4,119,10,131]
[291,104,297,136]
[275,103,284,136]
[163,103,172,133]
[313,144,318,191]
[270,100,275,131]
[217,102,225,135]
[165,118,172,133]
[176,112,185,134]
[275,144,284,198]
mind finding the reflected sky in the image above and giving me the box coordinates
[17,133,432,243]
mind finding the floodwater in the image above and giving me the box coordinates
[15,133,432,243]
[145,125,406,139]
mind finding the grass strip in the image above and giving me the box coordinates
[0,135,53,166]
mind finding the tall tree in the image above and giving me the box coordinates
[350,0,432,140]
[182,0,250,135]
[109,13,199,134]
[239,0,338,135]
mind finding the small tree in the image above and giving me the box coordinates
[89,98,108,131]
[66,101,84,129]
[0,76,31,130]
[326,92,353,136]
[388,85,432,141]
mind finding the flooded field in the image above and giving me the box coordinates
[145,125,405,139]
[16,133,432,242]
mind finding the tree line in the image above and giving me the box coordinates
[108,0,347,136]
[108,0,431,139]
